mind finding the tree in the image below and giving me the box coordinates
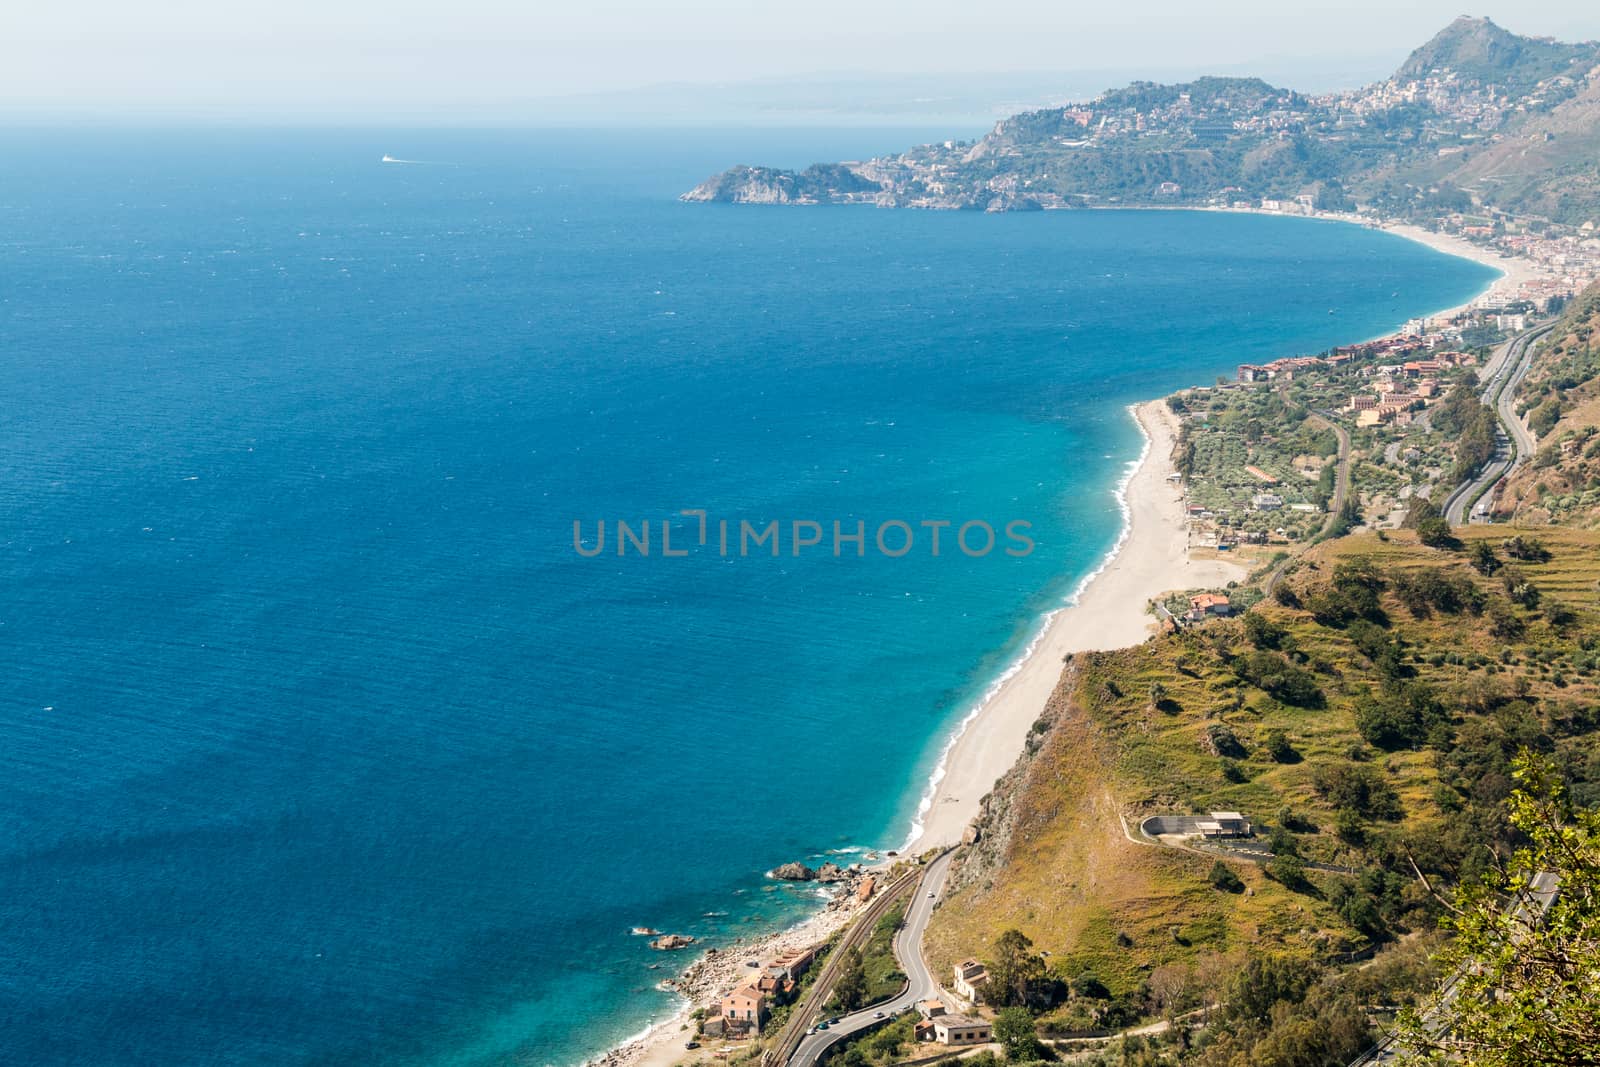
[1226,952,1319,1025]
[830,947,868,1013]
[1398,752,1600,1065]
[1263,729,1299,763]
[1501,535,1550,562]
[1417,514,1454,548]
[992,1006,1041,1062]
[1269,853,1309,891]
[1147,962,1193,1021]
[1208,859,1245,893]
[987,929,1049,1009]
[1243,611,1289,650]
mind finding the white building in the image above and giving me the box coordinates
[933,1015,992,1045]
[952,959,989,1003]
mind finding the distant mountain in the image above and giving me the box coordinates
[1395,15,1594,89]
[683,18,1600,228]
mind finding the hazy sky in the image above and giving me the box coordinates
[5,2,1599,121]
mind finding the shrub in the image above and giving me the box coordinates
[1263,729,1299,763]
[1313,761,1403,820]
[1268,854,1310,891]
[1208,860,1245,893]
[1232,650,1326,707]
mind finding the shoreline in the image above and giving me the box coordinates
[1199,206,1537,325]
[902,209,1536,855]
[588,210,1525,1067]
[590,897,864,1067]
[904,400,1247,852]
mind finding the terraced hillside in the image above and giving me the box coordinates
[925,526,1600,1060]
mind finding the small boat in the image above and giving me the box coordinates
[631,926,660,936]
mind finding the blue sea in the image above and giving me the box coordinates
[0,128,1495,1066]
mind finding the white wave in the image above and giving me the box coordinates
[579,1000,689,1067]
[899,403,1150,853]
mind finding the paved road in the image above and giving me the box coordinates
[786,851,955,1067]
[1349,869,1559,1065]
[1441,325,1551,525]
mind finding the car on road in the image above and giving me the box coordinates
[684,1041,699,1050]
[873,1011,885,1019]
[817,1022,828,1031]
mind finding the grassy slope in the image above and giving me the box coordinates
[926,525,1600,1016]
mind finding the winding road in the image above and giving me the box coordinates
[1441,324,1551,525]
[783,850,955,1067]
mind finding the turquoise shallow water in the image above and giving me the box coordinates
[0,128,1495,1066]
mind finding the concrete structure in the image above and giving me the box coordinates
[1141,811,1253,839]
[1209,811,1250,834]
[765,947,816,982]
[932,1014,992,1045]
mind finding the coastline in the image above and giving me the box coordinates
[590,211,1528,1067]
[593,899,863,1067]
[593,399,1238,1067]
[902,211,1538,856]
[1199,206,1536,323]
[905,400,1247,851]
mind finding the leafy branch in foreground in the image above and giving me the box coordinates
[1397,751,1600,1066]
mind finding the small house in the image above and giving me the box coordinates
[952,959,989,1003]
[933,1015,993,1046]
[720,985,767,1032]
[1186,594,1231,622]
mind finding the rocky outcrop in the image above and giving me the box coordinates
[650,934,696,950]
[815,862,848,883]
[680,164,883,205]
[770,862,816,882]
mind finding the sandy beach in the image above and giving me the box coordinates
[897,212,1538,857]
[1377,221,1544,320]
[908,400,1246,851]
[592,212,1534,1067]
[596,399,1241,1067]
